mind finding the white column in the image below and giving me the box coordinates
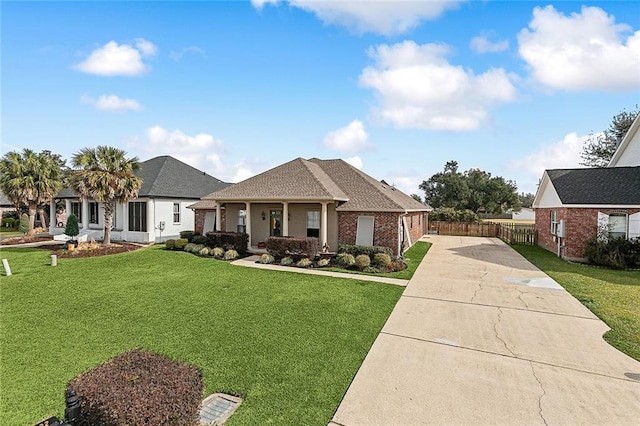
[147,199,155,242]
[321,202,328,248]
[282,202,289,236]
[81,199,89,230]
[245,202,252,247]
[50,200,57,228]
[65,199,71,216]
[215,202,222,231]
[123,202,129,232]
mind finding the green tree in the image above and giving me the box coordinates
[64,214,79,240]
[581,107,639,167]
[419,161,521,214]
[519,192,535,208]
[0,149,64,236]
[410,194,423,203]
[69,146,143,246]
[18,213,29,234]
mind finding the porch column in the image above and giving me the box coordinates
[50,200,56,228]
[215,202,222,231]
[147,199,155,242]
[123,202,129,232]
[320,202,328,248]
[81,199,89,230]
[245,202,252,247]
[65,199,71,216]
[282,202,289,236]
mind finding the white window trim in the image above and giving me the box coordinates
[550,211,558,235]
[173,202,181,224]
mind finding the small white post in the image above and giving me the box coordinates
[2,259,11,276]
[51,254,58,267]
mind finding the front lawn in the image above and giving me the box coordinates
[513,245,640,361]
[0,246,403,425]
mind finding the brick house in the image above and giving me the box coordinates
[189,157,430,255]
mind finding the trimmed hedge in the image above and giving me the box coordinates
[179,230,201,243]
[585,236,640,269]
[165,239,176,250]
[354,254,371,269]
[67,349,203,426]
[266,236,319,259]
[205,231,249,254]
[338,244,393,259]
[174,239,188,250]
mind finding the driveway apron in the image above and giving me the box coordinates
[331,236,640,425]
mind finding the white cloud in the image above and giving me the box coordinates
[81,94,142,111]
[344,156,363,169]
[382,170,424,196]
[323,120,372,153]
[518,5,640,92]
[359,40,517,131]
[253,0,462,35]
[74,39,157,76]
[128,126,269,183]
[470,33,509,53]
[508,132,588,181]
[170,46,206,61]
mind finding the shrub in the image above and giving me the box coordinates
[386,260,408,272]
[585,236,640,270]
[336,253,355,268]
[191,244,205,254]
[317,258,330,267]
[64,214,79,238]
[184,243,196,253]
[192,235,207,245]
[212,247,225,259]
[259,253,275,264]
[280,256,293,266]
[372,253,392,267]
[67,349,203,426]
[429,207,480,223]
[18,213,29,234]
[205,231,249,254]
[223,249,239,260]
[296,257,313,267]
[165,239,176,250]
[2,217,15,228]
[338,244,393,259]
[174,239,188,250]
[199,247,210,257]
[266,236,319,259]
[354,254,371,270]
[179,230,201,243]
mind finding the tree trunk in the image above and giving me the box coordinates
[27,206,37,236]
[38,209,48,229]
[103,201,115,246]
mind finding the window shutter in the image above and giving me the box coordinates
[597,212,609,242]
[629,212,640,239]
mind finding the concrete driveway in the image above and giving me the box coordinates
[331,236,640,425]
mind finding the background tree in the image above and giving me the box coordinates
[518,192,535,208]
[69,146,142,246]
[419,161,521,214]
[0,149,64,236]
[410,194,423,203]
[581,106,639,167]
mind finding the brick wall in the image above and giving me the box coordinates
[193,209,226,235]
[338,211,402,255]
[405,211,426,247]
[535,207,640,260]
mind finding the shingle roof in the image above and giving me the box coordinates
[201,157,429,212]
[57,156,229,199]
[546,166,640,205]
[0,191,13,206]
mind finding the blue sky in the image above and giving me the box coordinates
[2,1,639,196]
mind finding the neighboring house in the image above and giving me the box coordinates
[189,157,431,255]
[0,191,16,222]
[608,113,640,167]
[512,207,535,221]
[50,156,229,243]
[532,166,640,261]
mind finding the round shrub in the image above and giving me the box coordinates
[165,239,176,250]
[223,249,239,260]
[296,257,313,267]
[317,258,330,267]
[386,260,408,272]
[192,235,207,245]
[191,244,205,254]
[280,256,293,266]
[184,243,196,253]
[355,254,371,269]
[337,253,355,268]
[373,253,392,267]
[199,247,210,257]
[259,253,275,264]
[212,247,224,259]
[174,239,188,250]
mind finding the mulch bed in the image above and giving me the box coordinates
[52,243,143,259]
[0,235,53,245]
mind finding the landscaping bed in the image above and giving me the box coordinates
[52,241,143,258]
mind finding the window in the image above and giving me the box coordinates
[608,214,627,240]
[89,202,99,224]
[129,202,147,232]
[173,203,180,223]
[410,215,413,228]
[237,210,247,233]
[307,211,320,238]
[356,216,375,246]
[550,211,558,235]
[71,202,82,222]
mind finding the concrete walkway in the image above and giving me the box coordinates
[331,235,640,425]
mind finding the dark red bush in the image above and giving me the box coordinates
[266,236,319,259]
[67,349,203,425]
[205,231,249,254]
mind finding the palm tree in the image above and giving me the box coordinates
[0,149,64,236]
[70,146,143,246]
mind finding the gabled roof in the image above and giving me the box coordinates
[200,157,429,212]
[57,156,229,199]
[608,113,640,167]
[544,166,640,205]
[0,191,13,207]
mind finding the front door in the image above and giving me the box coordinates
[270,210,282,237]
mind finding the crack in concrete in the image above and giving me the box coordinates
[493,307,516,357]
[470,280,483,303]
[529,361,549,426]
[514,287,531,310]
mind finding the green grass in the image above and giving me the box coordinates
[0,246,403,425]
[513,245,640,361]
[324,241,431,280]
